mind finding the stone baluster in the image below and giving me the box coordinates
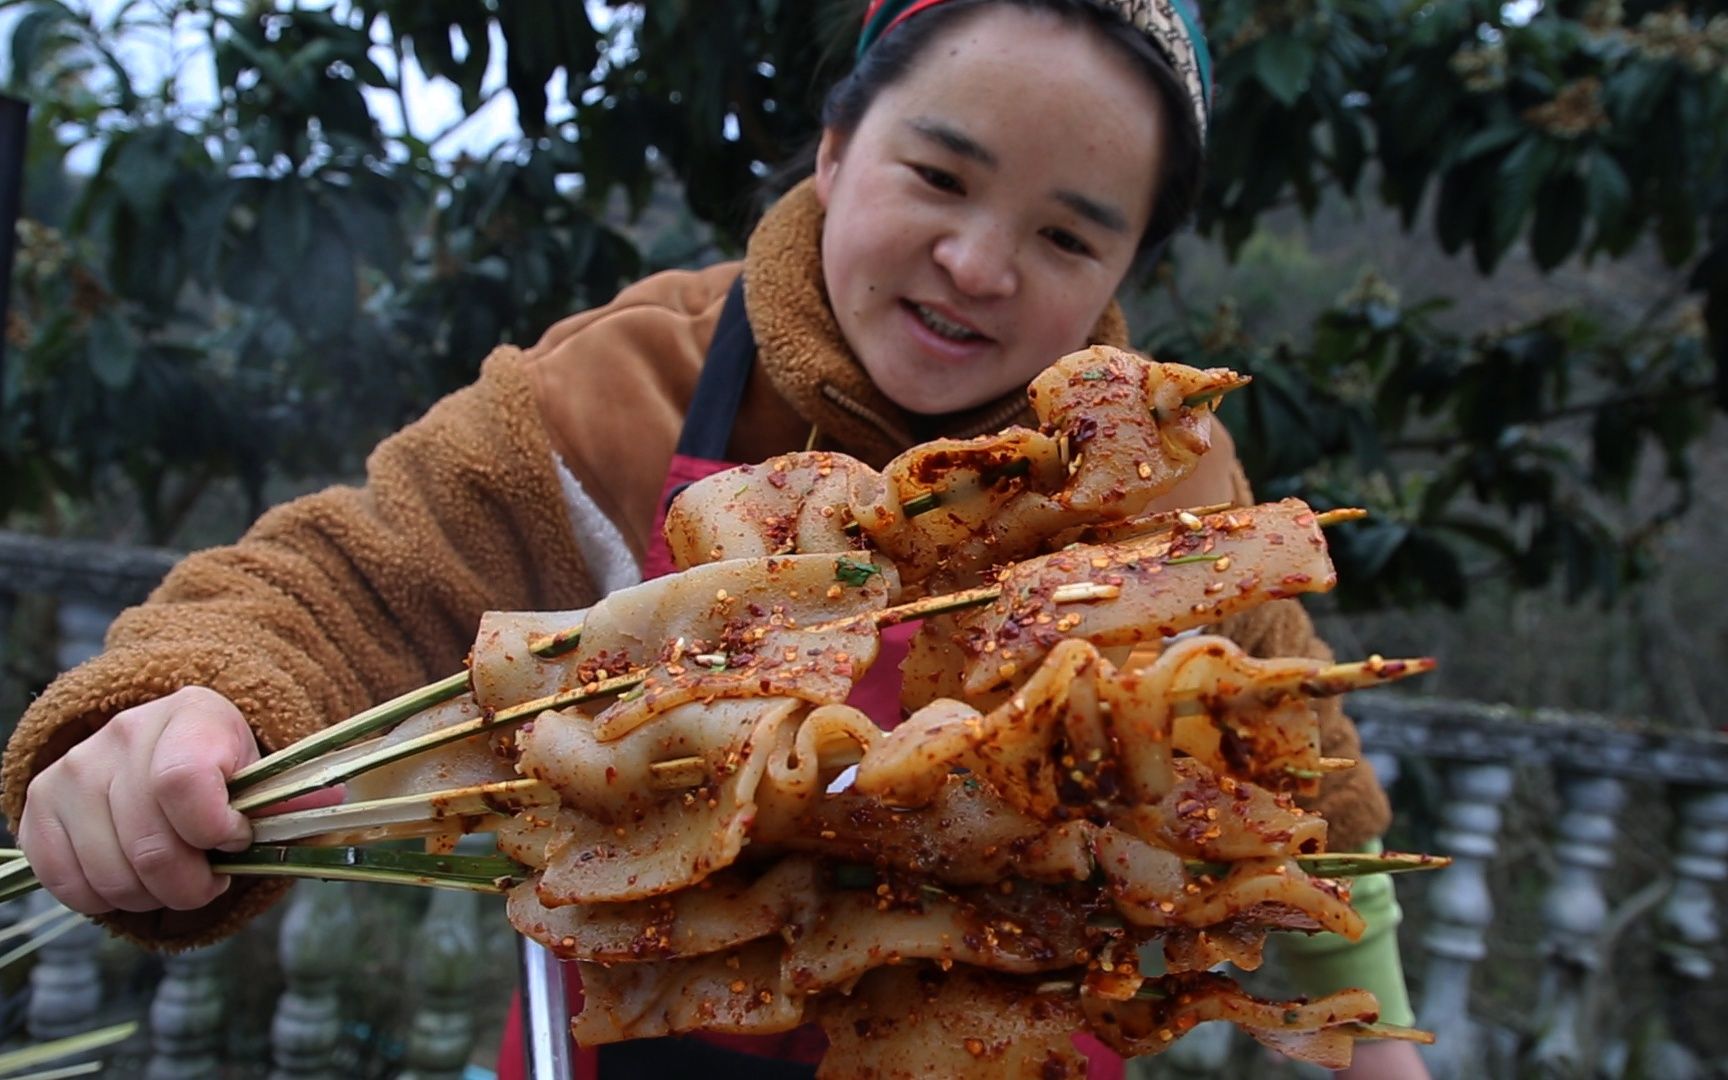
[54,598,118,671]
[145,938,232,1080]
[1415,760,1515,1080]
[1364,749,1401,794]
[0,588,16,709]
[399,889,482,1080]
[1527,772,1626,1076]
[24,891,103,1042]
[270,882,359,1080]
[1633,786,1728,1079]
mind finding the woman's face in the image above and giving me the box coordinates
[816,7,1166,416]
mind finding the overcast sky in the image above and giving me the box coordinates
[0,1,614,170]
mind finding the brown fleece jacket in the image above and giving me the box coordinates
[3,180,1384,950]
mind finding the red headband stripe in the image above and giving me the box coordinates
[861,0,949,47]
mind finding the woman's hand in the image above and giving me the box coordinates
[1337,1039,1431,1079]
[18,686,260,915]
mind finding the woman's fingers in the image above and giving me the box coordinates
[17,787,111,915]
[109,764,231,912]
[149,693,258,855]
[17,686,260,913]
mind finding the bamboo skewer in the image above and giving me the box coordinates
[0,909,83,970]
[232,580,1135,812]
[237,647,1428,817]
[250,778,560,844]
[0,905,76,946]
[0,837,1451,912]
[1314,508,1368,527]
[0,1023,139,1079]
[210,846,531,891]
[227,671,472,795]
[230,669,644,813]
[7,1062,106,1080]
[1346,1022,1437,1044]
[231,612,600,795]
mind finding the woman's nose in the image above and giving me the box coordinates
[933,223,1018,299]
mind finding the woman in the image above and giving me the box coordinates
[5,1,1427,1076]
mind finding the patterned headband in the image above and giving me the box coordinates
[857,0,1212,141]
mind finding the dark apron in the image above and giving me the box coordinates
[498,279,1119,1079]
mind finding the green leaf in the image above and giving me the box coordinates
[260,180,311,274]
[1404,532,1466,608]
[1604,61,1673,130]
[1345,520,1409,579]
[1530,170,1586,271]
[1451,121,1523,165]
[1589,407,1640,497]
[1656,186,1696,267]
[8,8,71,89]
[106,127,179,216]
[1479,137,1559,272]
[173,175,240,286]
[1254,36,1316,108]
[86,310,137,390]
[285,210,358,338]
[1584,148,1631,236]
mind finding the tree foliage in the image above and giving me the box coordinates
[1,0,1723,608]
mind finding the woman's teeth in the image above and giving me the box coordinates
[911,303,983,342]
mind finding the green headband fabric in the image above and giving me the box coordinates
[856,0,1212,141]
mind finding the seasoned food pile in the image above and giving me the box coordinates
[352,348,1434,1076]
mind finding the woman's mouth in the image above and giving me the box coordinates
[904,301,989,344]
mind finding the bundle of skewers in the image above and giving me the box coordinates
[1,347,1446,1076]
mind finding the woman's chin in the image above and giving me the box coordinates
[881,379,995,417]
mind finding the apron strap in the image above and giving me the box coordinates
[674,276,757,460]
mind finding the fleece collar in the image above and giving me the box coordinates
[742,178,1130,466]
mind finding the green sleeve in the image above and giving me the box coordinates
[1271,839,1417,1027]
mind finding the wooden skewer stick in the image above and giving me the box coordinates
[231,670,643,813]
[0,909,83,971]
[211,846,531,892]
[231,612,594,795]
[240,644,1430,813]
[228,672,473,795]
[234,576,1139,813]
[233,558,1138,798]
[1342,1021,1437,1044]
[250,778,560,845]
[0,905,75,946]
[1315,508,1369,527]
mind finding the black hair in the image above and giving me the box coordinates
[773,0,1205,263]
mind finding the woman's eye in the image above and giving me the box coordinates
[1044,228,1094,257]
[912,165,963,194]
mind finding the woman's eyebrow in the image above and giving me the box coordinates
[908,118,999,168]
[906,116,1127,234]
[1054,190,1129,234]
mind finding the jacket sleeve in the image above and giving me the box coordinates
[2,347,596,950]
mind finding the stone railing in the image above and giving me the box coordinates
[1147,698,1728,1080]
[3,530,1726,1078]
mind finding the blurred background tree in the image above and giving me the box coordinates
[1,0,1724,714]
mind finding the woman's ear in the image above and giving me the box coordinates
[814,128,845,207]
